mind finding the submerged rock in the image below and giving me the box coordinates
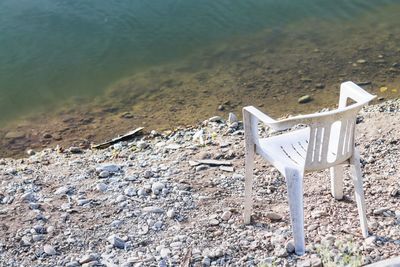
[298,95,312,104]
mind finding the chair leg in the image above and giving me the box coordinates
[243,143,255,225]
[330,165,344,200]
[285,168,305,255]
[350,149,369,238]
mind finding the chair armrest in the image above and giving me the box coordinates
[243,106,292,145]
[243,106,277,125]
[339,81,376,108]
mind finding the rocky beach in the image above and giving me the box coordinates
[1,99,400,267]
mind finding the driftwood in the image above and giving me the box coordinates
[92,127,144,149]
[189,159,232,166]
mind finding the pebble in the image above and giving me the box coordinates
[107,234,125,249]
[20,192,36,202]
[26,149,36,156]
[152,182,165,194]
[69,147,83,154]
[221,210,232,221]
[285,240,295,254]
[124,187,136,196]
[208,116,224,123]
[79,254,97,264]
[373,207,389,215]
[298,95,312,104]
[195,165,209,172]
[97,183,108,192]
[143,206,164,213]
[43,244,57,255]
[166,209,175,218]
[365,236,377,246]
[98,170,110,178]
[228,113,238,124]
[97,164,121,173]
[160,248,171,258]
[54,186,72,195]
[209,218,220,226]
[266,212,283,221]
[137,141,149,149]
[137,188,147,196]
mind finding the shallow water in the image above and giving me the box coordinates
[1,0,399,124]
[1,1,400,157]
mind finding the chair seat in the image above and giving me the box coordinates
[257,128,310,173]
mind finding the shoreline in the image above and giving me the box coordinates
[0,98,399,266]
[2,4,400,159]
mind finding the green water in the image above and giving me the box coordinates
[0,0,399,125]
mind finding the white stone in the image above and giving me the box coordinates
[124,187,136,197]
[221,210,232,221]
[151,182,165,194]
[43,244,57,255]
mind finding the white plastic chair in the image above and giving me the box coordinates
[242,81,376,255]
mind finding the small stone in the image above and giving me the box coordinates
[166,209,175,218]
[143,170,153,178]
[137,188,147,196]
[202,256,211,267]
[69,147,83,154]
[21,236,32,246]
[33,225,47,234]
[228,113,238,124]
[297,259,311,267]
[160,248,171,258]
[274,246,288,257]
[373,207,389,215]
[96,183,108,192]
[43,244,57,255]
[137,141,149,149]
[26,149,36,156]
[208,116,224,123]
[96,164,120,174]
[220,166,234,172]
[99,170,110,178]
[21,192,36,202]
[54,186,72,195]
[124,187,136,197]
[79,254,97,264]
[221,210,232,221]
[357,59,367,64]
[209,218,220,226]
[365,236,377,246]
[266,212,283,221]
[298,95,312,104]
[107,234,125,249]
[218,105,225,111]
[4,131,25,139]
[143,206,164,213]
[310,257,322,267]
[77,199,90,206]
[152,182,165,195]
[195,165,209,172]
[390,188,398,197]
[116,195,126,202]
[285,240,295,254]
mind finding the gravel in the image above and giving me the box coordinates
[0,100,400,266]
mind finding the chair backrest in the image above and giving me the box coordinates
[270,82,375,171]
[296,105,362,171]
